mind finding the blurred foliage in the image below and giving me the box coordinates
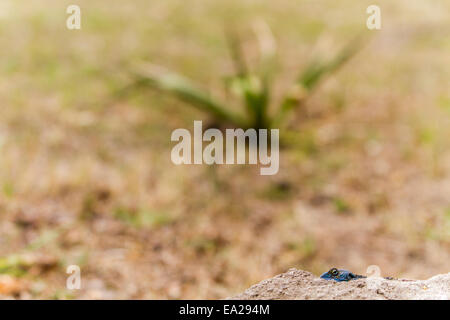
[114,207,174,228]
[124,22,363,130]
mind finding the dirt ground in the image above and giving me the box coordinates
[0,0,449,299]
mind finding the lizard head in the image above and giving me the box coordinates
[320,268,361,282]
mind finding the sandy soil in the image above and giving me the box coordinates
[229,268,450,300]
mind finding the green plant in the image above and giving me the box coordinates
[114,207,174,228]
[127,23,362,130]
[333,197,352,214]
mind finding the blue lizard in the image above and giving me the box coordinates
[320,267,396,282]
[320,268,366,282]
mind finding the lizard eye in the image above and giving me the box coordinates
[330,268,339,276]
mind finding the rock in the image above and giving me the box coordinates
[228,269,450,300]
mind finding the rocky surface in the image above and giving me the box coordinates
[229,269,450,300]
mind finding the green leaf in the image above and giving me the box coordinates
[275,36,363,125]
[132,64,248,128]
[225,27,248,77]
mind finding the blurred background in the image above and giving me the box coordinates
[0,0,449,299]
